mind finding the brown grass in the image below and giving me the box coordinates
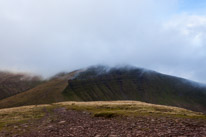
[57,101,205,118]
[0,100,205,131]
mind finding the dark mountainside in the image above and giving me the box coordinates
[0,66,205,114]
[63,66,206,113]
[0,71,42,100]
[0,70,80,109]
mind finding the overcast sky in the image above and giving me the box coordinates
[0,0,206,83]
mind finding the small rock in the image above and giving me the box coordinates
[109,135,118,137]
[58,121,66,124]
[47,125,53,128]
[23,124,28,128]
[82,111,90,115]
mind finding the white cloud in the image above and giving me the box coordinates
[0,0,206,83]
[158,14,206,82]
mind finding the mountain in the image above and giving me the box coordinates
[0,70,79,108]
[0,71,42,100]
[63,66,206,113]
[0,66,205,113]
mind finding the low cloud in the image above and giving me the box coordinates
[0,0,206,83]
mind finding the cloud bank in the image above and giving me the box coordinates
[0,0,206,83]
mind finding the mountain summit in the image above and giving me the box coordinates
[0,66,205,113]
[63,66,206,113]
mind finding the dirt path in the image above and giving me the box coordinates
[1,108,206,137]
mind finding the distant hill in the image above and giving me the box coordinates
[0,66,205,113]
[0,70,79,108]
[0,71,42,100]
[63,66,206,113]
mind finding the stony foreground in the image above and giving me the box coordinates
[0,107,205,137]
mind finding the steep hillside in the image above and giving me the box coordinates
[63,66,206,113]
[0,66,205,114]
[0,70,79,108]
[0,72,42,100]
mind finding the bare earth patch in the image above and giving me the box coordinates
[0,101,205,137]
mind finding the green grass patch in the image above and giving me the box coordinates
[0,105,53,131]
[0,100,205,132]
[58,101,206,119]
[93,111,118,118]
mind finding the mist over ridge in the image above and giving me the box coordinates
[71,65,206,88]
[0,1,206,136]
[0,0,206,83]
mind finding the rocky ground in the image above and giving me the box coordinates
[0,107,206,137]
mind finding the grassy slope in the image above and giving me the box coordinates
[0,71,78,109]
[0,66,205,114]
[0,72,42,100]
[58,101,206,118]
[0,101,205,130]
[63,67,206,113]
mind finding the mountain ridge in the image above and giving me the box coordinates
[63,66,206,113]
[0,66,205,114]
[0,71,43,100]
